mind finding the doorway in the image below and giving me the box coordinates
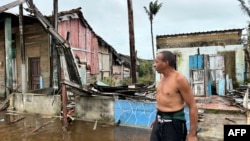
[29,57,40,90]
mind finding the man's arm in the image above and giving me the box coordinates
[177,75,198,138]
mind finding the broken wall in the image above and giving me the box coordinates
[75,95,114,123]
[13,93,61,115]
[156,45,245,87]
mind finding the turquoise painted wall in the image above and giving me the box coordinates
[114,99,190,130]
[114,100,156,127]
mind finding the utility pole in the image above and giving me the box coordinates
[127,0,137,84]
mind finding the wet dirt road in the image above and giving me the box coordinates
[0,111,151,141]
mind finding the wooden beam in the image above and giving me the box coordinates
[0,0,26,13]
[25,1,70,48]
[61,69,68,128]
[5,17,13,96]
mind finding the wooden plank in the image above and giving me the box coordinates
[27,118,55,134]
[10,116,25,124]
[26,1,70,48]
[0,0,26,13]
[5,17,13,96]
[0,93,15,111]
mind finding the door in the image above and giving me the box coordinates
[29,57,40,90]
[189,55,205,96]
[209,55,225,96]
[189,54,211,96]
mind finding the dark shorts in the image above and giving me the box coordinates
[150,109,187,141]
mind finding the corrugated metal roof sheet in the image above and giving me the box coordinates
[157,28,244,38]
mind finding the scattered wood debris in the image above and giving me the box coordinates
[0,93,15,111]
[225,118,236,123]
[10,116,25,124]
[226,85,250,112]
[93,120,98,130]
[27,118,56,135]
[62,80,156,101]
[198,108,205,122]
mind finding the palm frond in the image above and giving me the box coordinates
[238,0,250,17]
[150,0,163,16]
[144,6,150,16]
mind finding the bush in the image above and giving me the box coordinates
[100,77,116,86]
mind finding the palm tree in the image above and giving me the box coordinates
[144,0,163,60]
[238,0,250,45]
[238,0,250,17]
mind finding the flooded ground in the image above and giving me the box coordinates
[1,110,245,141]
[0,111,151,141]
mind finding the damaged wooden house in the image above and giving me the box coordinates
[0,1,135,127]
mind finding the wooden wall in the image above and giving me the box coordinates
[19,23,50,90]
[0,21,50,96]
[98,44,111,79]
[0,29,5,96]
[58,18,99,75]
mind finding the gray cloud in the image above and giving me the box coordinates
[1,0,249,59]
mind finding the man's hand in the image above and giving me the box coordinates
[186,134,198,141]
[150,119,156,128]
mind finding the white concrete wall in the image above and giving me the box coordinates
[75,95,115,123]
[156,45,245,84]
[13,93,61,116]
[235,47,245,84]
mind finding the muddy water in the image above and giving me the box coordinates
[0,112,151,141]
[0,111,227,141]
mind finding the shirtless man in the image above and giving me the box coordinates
[150,51,198,141]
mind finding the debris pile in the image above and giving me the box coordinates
[226,85,250,111]
[88,81,156,101]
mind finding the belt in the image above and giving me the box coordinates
[157,108,185,121]
[157,115,172,123]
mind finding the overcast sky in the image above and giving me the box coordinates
[1,0,249,59]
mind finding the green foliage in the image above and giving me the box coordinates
[98,60,156,86]
[138,61,154,77]
[137,76,154,85]
[211,109,219,114]
[119,78,132,86]
[137,60,155,84]
[138,60,154,76]
[245,78,250,85]
[101,77,116,86]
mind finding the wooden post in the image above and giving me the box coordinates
[61,69,68,128]
[50,0,59,89]
[5,17,13,97]
[127,0,137,84]
[19,3,26,94]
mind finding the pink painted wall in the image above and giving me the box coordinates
[58,19,99,74]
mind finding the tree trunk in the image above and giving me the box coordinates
[150,20,155,60]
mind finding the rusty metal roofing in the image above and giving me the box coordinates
[56,7,123,63]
